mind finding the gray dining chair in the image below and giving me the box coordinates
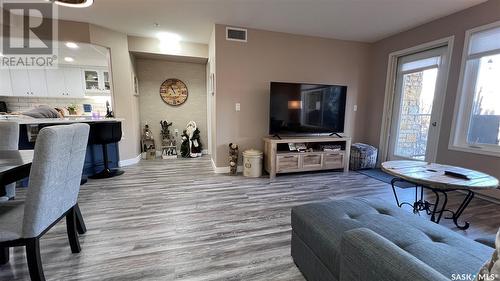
[0,123,89,281]
[0,122,19,200]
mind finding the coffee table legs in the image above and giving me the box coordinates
[391,179,473,230]
[450,190,474,230]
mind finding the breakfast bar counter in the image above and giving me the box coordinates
[0,116,124,124]
[1,117,124,177]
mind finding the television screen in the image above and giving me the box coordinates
[269,82,347,135]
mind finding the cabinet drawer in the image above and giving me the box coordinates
[302,154,322,168]
[277,155,300,172]
[324,153,344,169]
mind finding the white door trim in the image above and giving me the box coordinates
[378,36,455,165]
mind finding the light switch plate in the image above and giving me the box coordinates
[353,105,358,112]
[235,103,241,112]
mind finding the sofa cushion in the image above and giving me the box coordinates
[291,197,494,280]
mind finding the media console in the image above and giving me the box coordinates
[263,136,351,179]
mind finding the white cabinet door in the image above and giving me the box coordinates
[10,68,32,97]
[83,68,111,95]
[102,71,111,92]
[64,68,84,97]
[83,69,99,92]
[28,69,48,97]
[0,68,12,96]
[46,68,67,97]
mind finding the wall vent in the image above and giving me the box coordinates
[226,27,247,42]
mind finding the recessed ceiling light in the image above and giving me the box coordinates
[64,57,75,62]
[51,0,94,8]
[157,32,181,52]
[156,32,181,42]
[65,42,79,49]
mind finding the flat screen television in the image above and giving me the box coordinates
[269,82,347,135]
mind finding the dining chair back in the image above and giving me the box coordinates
[0,123,90,281]
[0,122,19,199]
[22,123,90,238]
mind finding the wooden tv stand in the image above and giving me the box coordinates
[263,136,351,179]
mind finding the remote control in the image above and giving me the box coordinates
[444,170,470,180]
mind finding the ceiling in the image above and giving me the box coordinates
[56,41,109,67]
[56,0,487,44]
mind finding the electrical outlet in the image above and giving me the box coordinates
[353,105,358,112]
[235,103,241,112]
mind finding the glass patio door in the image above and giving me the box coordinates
[388,46,448,161]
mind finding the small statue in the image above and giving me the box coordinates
[180,130,190,158]
[229,143,239,175]
[105,100,114,118]
[141,124,156,160]
[180,121,203,158]
[143,124,154,141]
[160,120,177,158]
[160,120,173,142]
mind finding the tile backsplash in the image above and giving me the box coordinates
[0,96,111,115]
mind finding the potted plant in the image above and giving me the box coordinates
[67,104,78,115]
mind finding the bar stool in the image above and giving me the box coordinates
[89,122,125,179]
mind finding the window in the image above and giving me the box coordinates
[451,22,500,156]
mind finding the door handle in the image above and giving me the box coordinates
[431,122,437,127]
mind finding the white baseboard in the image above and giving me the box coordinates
[119,154,141,167]
[211,158,243,173]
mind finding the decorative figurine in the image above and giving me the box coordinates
[141,124,156,160]
[105,100,114,118]
[160,120,177,159]
[180,130,190,158]
[180,121,203,158]
[228,143,239,175]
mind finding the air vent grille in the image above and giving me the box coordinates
[226,27,247,42]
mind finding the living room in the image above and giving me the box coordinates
[0,0,499,280]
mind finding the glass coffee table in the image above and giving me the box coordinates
[382,160,499,230]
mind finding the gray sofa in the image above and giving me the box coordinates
[291,197,494,281]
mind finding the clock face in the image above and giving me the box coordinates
[159,79,188,106]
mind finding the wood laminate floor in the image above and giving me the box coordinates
[1,157,499,280]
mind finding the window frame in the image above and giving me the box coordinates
[449,20,500,157]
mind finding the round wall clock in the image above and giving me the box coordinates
[159,78,189,106]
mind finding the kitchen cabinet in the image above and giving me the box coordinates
[46,67,84,98]
[10,68,32,97]
[46,68,66,97]
[0,67,12,96]
[65,68,84,97]
[84,68,111,94]
[10,68,48,97]
[28,69,48,96]
[3,66,110,98]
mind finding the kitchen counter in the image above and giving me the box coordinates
[3,117,124,176]
[0,116,124,124]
